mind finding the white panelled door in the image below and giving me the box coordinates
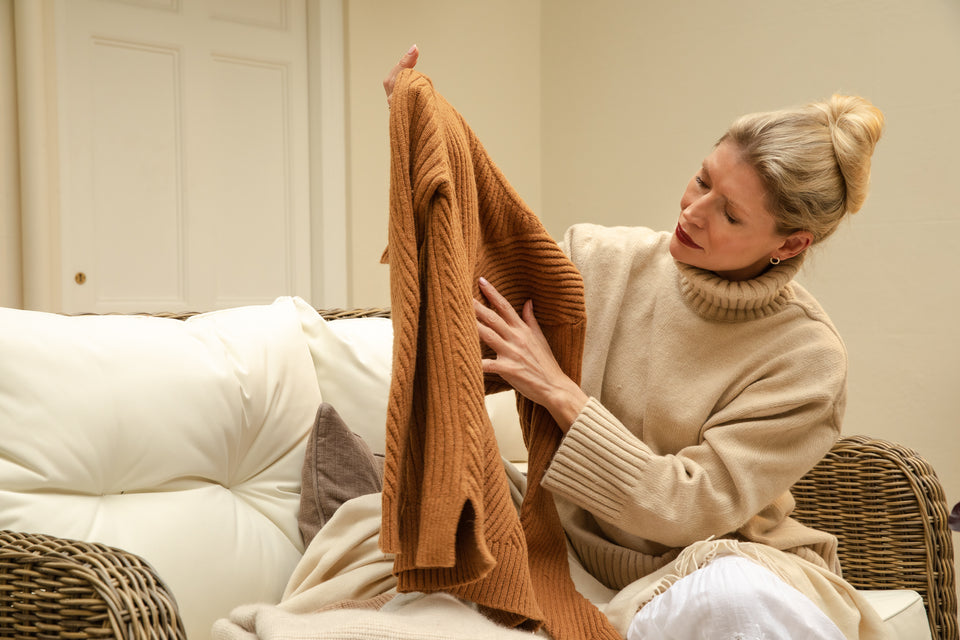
[56,0,311,313]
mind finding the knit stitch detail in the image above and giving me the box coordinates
[545,398,648,521]
[675,257,802,322]
[381,69,620,640]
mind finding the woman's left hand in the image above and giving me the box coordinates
[474,277,588,432]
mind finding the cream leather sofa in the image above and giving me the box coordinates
[0,298,953,639]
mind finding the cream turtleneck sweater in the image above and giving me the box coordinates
[543,223,845,591]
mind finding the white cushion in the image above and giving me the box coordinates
[0,297,321,640]
[294,299,393,455]
[861,590,932,639]
[485,390,528,463]
[293,298,528,463]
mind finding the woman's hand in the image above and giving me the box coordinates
[474,277,588,432]
[383,44,419,105]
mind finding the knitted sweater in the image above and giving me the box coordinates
[543,224,845,590]
[380,70,620,639]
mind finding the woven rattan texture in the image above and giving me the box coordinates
[793,435,958,640]
[0,530,185,640]
[120,307,393,322]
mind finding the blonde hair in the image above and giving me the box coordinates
[719,95,884,244]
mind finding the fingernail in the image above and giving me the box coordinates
[479,277,489,286]
[407,44,418,54]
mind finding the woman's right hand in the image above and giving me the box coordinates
[383,44,419,104]
[474,277,588,432]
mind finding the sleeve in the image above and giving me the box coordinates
[541,329,846,548]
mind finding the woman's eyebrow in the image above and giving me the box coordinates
[701,159,748,216]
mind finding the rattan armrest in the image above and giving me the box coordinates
[123,306,393,322]
[0,530,186,640]
[792,435,958,640]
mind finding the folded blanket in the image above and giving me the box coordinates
[216,593,542,640]
[379,69,619,640]
[215,478,888,640]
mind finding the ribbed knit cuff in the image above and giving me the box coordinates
[542,397,651,524]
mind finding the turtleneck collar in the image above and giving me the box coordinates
[675,256,803,322]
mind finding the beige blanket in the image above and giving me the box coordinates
[213,462,887,640]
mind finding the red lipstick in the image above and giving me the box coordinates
[675,224,702,249]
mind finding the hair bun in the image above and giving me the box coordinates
[722,94,884,245]
[816,95,885,214]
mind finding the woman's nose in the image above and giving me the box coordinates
[682,197,708,227]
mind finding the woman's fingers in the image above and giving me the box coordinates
[474,279,542,376]
[520,298,543,335]
[478,277,522,328]
[474,299,508,348]
[383,44,419,102]
[473,278,587,430]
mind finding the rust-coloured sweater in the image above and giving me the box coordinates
[379,70,619,639]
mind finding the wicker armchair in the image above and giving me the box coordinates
[793,435,958,640]
[0,530,185,640]
[1,309,956,639]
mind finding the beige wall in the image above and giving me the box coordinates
[344,0,541,307]
[539,0,960,558]
[0,0,22,308]
[346,0,959,578]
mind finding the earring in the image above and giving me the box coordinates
[769,256,781,265]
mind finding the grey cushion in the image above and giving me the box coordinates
[298,403,383,548]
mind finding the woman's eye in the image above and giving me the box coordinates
[724,211,739,224]
[694,176,707,188]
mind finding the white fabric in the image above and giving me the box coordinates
[294,299,393,455]
[860,591,932,640]
[218,593,542,640]
[626,556,845,640]
[0,297,322,640]
[485,389,528,463]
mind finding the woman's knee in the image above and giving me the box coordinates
[626,555,845,640]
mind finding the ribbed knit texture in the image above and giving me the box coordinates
[675,257,802,322]
[379,70,620,639]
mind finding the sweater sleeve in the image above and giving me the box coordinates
[541,332,845,549]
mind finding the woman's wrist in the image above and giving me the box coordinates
[546,379,589,434]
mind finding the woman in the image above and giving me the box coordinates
[385,47,886,639]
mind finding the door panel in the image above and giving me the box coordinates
[57,0,309,313]
[90,37,185,304]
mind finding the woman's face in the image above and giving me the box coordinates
[670,140,802,281]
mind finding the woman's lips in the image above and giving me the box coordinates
[675,224,702,249]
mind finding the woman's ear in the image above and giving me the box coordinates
[775,231,813,261]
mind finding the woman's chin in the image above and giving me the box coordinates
[669,237,699,267]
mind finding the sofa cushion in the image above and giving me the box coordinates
[484,389,528,464]
[0,297,321,640]
[299,402,383,548]
[293,298,528,464]
[294,300,394,456]
[860,590,932,639]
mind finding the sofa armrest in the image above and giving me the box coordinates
[792,435,958,640]
[0,530,186,640]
